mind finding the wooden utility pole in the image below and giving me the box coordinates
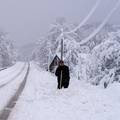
[61,38,64,60]
[48,50,50,71]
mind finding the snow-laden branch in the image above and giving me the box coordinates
[79,0,120,45]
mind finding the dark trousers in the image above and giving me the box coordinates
[57,80,69,89]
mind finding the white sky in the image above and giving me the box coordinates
[0,0,120,46]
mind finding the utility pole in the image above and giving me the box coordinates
[61,29,64,61]
[48,40,51,72]
[48,49,50,71]
[61,38,64,61]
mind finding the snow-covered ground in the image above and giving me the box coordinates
[7,62,120,120]
[0,62,28,112]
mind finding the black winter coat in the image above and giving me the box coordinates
[55,65,70,83]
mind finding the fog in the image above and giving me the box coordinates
[0,0,119,46]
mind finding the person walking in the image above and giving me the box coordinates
[55,60,70,89]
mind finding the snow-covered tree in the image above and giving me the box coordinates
[87,34,120,87]
[0,30,16,68]
[32,38,49,68]
[32,19,120,87]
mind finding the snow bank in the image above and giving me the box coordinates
[8,63,120,120]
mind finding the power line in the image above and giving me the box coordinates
[65,0,101,34]
[54,0,101,43]
[79,0,120,45]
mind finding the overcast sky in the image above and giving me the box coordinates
[0,0,120,46]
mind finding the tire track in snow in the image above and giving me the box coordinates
[0,63,30,120]
[0,68,7,72]
[0,64,14,72]
[0,63,26,89]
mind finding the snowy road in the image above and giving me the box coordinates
[0,63,30,120]
[0,62,120,120]
[0,62,29,120]
[1,62,119,120]
[0,63,26,88]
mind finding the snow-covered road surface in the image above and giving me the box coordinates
[0,63,26,88]
[6,62,120,120]
[0,63,22,79]
[0,63,30,120]
[0,62,29,120]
